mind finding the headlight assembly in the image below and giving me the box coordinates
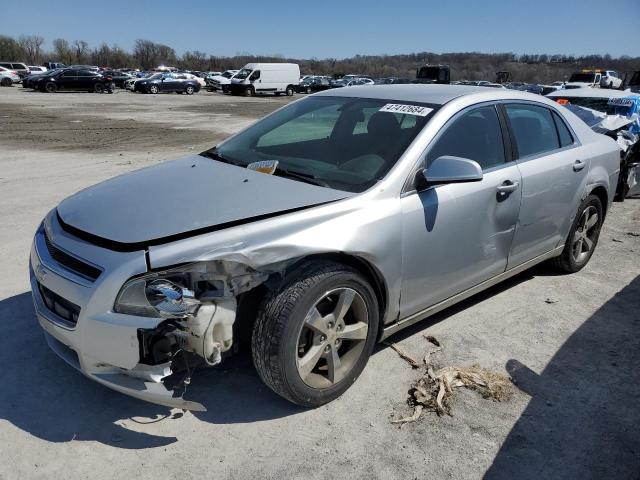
[113,260,268,318]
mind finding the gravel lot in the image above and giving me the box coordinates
[1,86,639,480]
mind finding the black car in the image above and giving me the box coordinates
[294,76,332,94]
[34,68,114,93]
[101,70,134,88]
[22,68,63,88]
[133,72,200,94]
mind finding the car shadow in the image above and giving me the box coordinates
[484,274,640,479]
[0,292,302,449]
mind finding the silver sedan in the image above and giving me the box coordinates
[30,85,620,410]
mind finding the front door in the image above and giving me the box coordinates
[400,104,522,317]
[502,103,590,268]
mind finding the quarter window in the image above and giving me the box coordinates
[505,104,559,158]
[426,105,505,170]
[552,111,574,147]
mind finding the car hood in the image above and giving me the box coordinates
[56,155,353,247]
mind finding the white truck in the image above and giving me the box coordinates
[206,69,239,93]
[600,70,623,89]
[229,63,299,96]
[564,71,602,89]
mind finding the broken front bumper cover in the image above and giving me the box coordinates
[29,220,207,411]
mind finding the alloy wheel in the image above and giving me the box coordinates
[572,205,599,264]
[296,288,369,388]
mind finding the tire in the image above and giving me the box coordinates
[1,78,12,87]
[552,194,603,273]
[185,85,195,95]
[306,86,312,94]
[149,85,159,94]
[252,260,379,407]
[44,81,57,93]
[244,86,254,97]
[286,85,294,96]
[94,83,105,94]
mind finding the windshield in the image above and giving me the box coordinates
[202,96,436,193]
[234,68,252,80]
[147,73,163,80]
[222,71,234,78]
[569,73,596,83]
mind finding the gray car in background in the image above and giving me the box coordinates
[30,85,620,410]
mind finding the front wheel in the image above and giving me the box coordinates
[44,81,57,93]
[552,194,603,273]
[1,78,12,87]
[149,85,159,94]
[244,86,254,97]
[252,261,379,407]
[286,85,294,96]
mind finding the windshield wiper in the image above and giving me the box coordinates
[274,168,331,188]
[199,149,244,167]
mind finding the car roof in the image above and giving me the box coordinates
[314,84,516,105]
[546,88,640,99]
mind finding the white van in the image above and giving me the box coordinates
[229,63,299,96]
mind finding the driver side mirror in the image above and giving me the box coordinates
[415,156,483,191]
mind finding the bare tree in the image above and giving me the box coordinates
[52,38,74,64]
[73,40,89,63]
[18,35,45,64]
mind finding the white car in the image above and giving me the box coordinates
[564,71,602,89]
[600,70,623,89]
[0,66,21,86]
[206,69,239,92]
[182,73,206,87]
[28,66,47,74]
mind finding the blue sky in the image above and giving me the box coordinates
[2,0,639,58]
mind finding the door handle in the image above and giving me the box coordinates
[496,180,520,194]
[573,159,586,172]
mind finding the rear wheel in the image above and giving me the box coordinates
[252,261,379,407]
[185,85,195,95]
[94,83,105,93]
[1,78,12,87]
[44,81,57,93]
[552,194,603,273]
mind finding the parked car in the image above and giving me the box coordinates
[133,72,200,94]
[33,68,114,93]
[229,63,299,96]
[374,77,411,85]
[101,70,134,88]
[600,70,623,89]
[27,66,47,74]
[565,71,602,89]
[0,66,21,86]
[0,62,29,78]
[43,62,66,70]
[547,87,640,199]
[30,85,619,411]
[415,64,450,84]
[206,69,239,92]
[295,75,332,94]
[22,68,64,88]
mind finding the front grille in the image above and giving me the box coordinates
[37,281,81,326]
[44,231,102,281]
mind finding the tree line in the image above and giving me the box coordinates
[1,35,639,83]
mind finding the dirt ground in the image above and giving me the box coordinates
[0,86,639,480]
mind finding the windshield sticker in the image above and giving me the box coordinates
[607,98,634,108]
[247,160,279,175]
[379,104,434,116]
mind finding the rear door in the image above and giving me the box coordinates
[399,104,522,317]
[502,103,588,267]
[58,69,78,89]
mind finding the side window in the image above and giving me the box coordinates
[426,105,505,170]
[76,70,92,77]
[250,70,260,80]
[552,111,574,147]
[505,104,560,158]
[61,70,76,77]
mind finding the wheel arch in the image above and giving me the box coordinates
[233,252,389,346]
[587,185,609,219]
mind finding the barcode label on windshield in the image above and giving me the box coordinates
[379,104,433,116]
[607,98,634,107]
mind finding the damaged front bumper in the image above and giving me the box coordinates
[29,213,252,411]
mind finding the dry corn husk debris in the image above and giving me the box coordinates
[389,337,515,424]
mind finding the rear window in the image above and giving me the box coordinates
[505,104,559,158]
